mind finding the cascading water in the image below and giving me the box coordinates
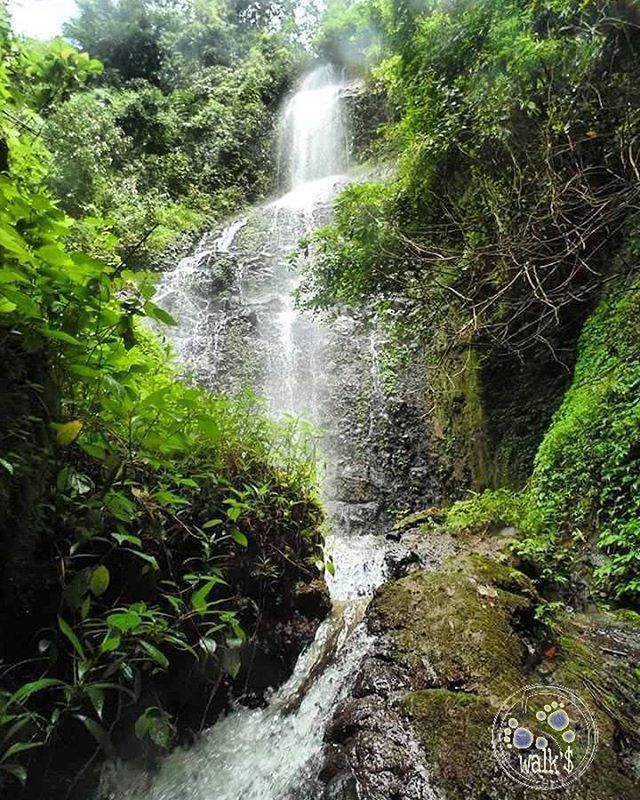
[280,64,349,189]
[101,65,414,800]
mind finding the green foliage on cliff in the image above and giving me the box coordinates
[0,15,322,793]
[518,283,640,599]
[20,0,306,269]
[306,0,640,350]
[444,280,640,601]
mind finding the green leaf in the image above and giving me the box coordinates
[134,712,151,740]
[148,715,172,748]
[0,224,30,259]
[0,297,17,313]
[144,301,176,326]
[125,549,158,570]
[221,646,242,680]
[89,565,110,597]
[37,244,71,267]
[199,638,217,656]
[140,641,169,669]
[69,363,101,378]
[85,686,104,720]
[0,716,32,744]
[1,764,27,785]
[0,268,27,284]
[154,489,189,507]
[53,420,83,445]
[0,458,14,475]
[40,328,82,346]
[231,528,248,547]
[99,632,121,653]
[111,532,141,547]
[105,491,136,522]
[58,618,86,660]
[202,519,223,529]
[0,741,43,764]
[106,610,141,632]
[190,579,216,613]
[8,678,65,706]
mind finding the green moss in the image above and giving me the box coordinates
[516,288,640,599]
[463,553,537,599]
[612,608,640,627]
[551,627,639,741]
[430,346,493,493]
[371,569,528,700]
[403,676,638,800]
[445,488,524,533]
[402,689,498,799]
[367,542,640,798]
[394,507,445,530]
[438,287,640,603]
[379,556,640,799]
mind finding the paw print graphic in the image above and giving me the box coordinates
[535,701,576,743]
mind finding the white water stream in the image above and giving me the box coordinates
[102,65,390,800]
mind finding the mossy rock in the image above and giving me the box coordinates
[369,568,530,700]
[460,553,538,600]
[394,507,445,530]
[402,686,639,800]
[370,553,640,799]
[402,689,522,799]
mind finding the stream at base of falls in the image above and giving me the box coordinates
[99,65,434,800]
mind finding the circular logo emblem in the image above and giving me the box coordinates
[492,684,599,789]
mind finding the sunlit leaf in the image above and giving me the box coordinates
[89,565,110,597]
[106,610,141,632]
[53,419,83,445]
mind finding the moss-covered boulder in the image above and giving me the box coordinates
[369,555,535,700]
[363,546,640,800]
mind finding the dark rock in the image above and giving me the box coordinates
[322,771,359,800]
[385,545,422,579]
[322,697,436,800]
[293,578,332,620]
[352,656,409,699]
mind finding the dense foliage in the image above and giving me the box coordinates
[445,282,640,601]
[517,283,640,600]
[33,0,308,269]
[305,0,640,602]
[0,10,324,794]
[305,0,640,348]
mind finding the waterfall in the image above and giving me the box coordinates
[281,64,348,189]
[100,65,427,800]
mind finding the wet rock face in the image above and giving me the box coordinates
[320,692,437,800]
[318,645,439,800]
[158,185,442,543]
[321,315,440,534]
